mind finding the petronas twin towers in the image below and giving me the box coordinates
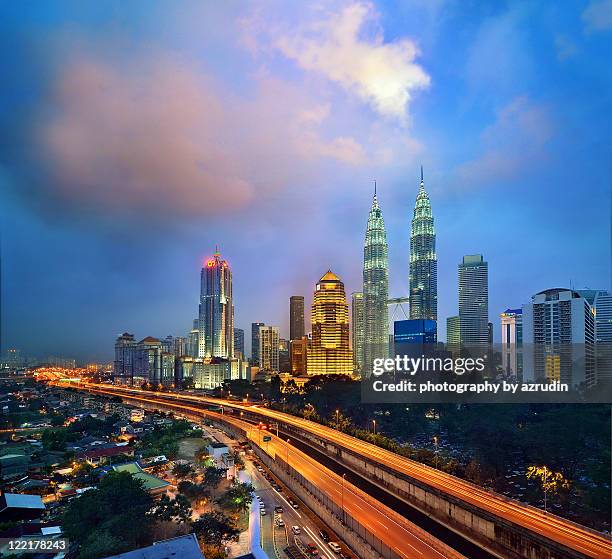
[358,169,437,376]
[362,184,389,377]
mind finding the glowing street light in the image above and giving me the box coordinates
[433,435,439,469]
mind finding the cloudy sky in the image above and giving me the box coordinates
[1,0,611,362]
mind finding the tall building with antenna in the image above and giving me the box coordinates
[362,183,389,376]
[409,167,438,325]
[198,247,234,359]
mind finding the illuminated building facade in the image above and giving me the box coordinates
[258,325,280,373]
[351,292,364,374]
[409,167,438,325]
[446,315,460,356]
[307,271,353,376]
[290,337,308,375]
[251,322,264,364]
[114,332,136,383]
[234,328,245,360]
[363,188,389,376]
[500,308,523,377]
[522,288,595,387]
[187,318,199,357]
[198,249,234,360]
[458,254,489,348]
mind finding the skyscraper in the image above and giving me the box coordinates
[362,186,389,376]
[522,289,595,387]
[446,316,461,356]
[251,322,264,364]
[500,308,523,376]
[307,271,353,376]
[409,167,437,324]
[114,332,136,384]
[351,292,364,375]
[394,319,436,358]
[234,328,245,360]
[187,318,199,357]
[577,290,612,342]
[259,325,280,373]
[290,337,308,375]
[198,249,234,360]
[289,296,305,341]
[458,254,489,348]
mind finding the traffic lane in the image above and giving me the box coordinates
[267,437,453,559]
[257,455,342,559]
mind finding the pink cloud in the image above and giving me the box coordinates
[36,53,368,218]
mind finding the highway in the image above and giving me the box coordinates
[49,380,612,559]
[61,382,465,559]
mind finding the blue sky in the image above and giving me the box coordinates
[1,0,611,362]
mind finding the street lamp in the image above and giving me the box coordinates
[433,435,439,469]
[285,439,290,473]
[372,419,376,435]
[335,409,340,429]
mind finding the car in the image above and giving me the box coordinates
[260,509,266,515]
[339,553,352,559]
[319,530,330,542]
[274,485,282,492]
[306,543,319,556]
[276,518,285,527]
[291,526,301,535]
[274,505,283,513]
[328,542,341,554]
[259,502,265,508]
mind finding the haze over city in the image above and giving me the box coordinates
[1,1,611,362]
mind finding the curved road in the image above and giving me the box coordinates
[51,381,612,559]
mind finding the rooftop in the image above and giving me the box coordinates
[319,270,340,282]
[113,463,170,491]
[0,493,45,511]
[102,534,204,559]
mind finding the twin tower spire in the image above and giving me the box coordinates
[357,167,437,376]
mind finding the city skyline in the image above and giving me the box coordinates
[1,1,611,361]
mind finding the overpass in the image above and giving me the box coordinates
[63,382,465,559]
[49,381,612,559]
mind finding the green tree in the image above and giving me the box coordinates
[62,472,153,558]
[172,463,194,479]
[149,494,192,523]
[77,531,125,559]
[192,511,238,547]
[203,467,226,491]
[216,482,254,513]
[178,480,209,504]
